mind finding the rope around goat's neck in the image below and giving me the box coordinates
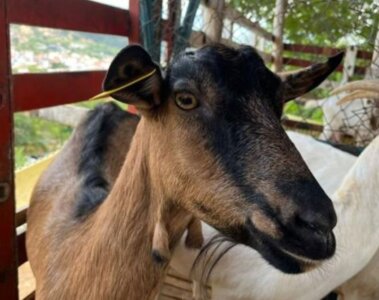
[90,69,157,101]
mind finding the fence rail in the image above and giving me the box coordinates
[8,0,130,36]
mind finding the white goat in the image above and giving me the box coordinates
[170,132,379,300]
[337,250,379,300]
[305,79,379,146]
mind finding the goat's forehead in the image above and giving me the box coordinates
[170,47,266,76]
[166,47,282,114]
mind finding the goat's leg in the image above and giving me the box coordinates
[185,217,204,249]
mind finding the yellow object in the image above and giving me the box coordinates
[16,153,57,208]
[90,69,157,101]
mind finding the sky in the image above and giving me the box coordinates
[89,0,128,9]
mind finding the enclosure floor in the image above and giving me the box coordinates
[18,262,35,299]
[18,263,209,299]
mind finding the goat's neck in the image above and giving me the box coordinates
[89,120,192,299]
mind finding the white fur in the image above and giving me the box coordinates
[170,132,379,300]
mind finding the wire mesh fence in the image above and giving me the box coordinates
[140,0,379,148]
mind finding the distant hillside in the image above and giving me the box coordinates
[11,25,128,73]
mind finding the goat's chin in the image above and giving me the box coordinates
[254,237,326,274]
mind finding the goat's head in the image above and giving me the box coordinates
[103,44,343,274]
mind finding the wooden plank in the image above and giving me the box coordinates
[0,0,18,298]
[17,228,27,267]
[16,206,28,228]
[8,0,129,36]
[160,284,193,300]
[357,49,373,60]
[282,57,344,72]
[284,43,342,56]
[284,43,372,61]
[13,71,106,112]
[23,291,35,300]
[165,275,193,291]
[16,154,56,207]
[282,118,323,132]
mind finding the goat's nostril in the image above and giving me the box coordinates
[295,212,328,234]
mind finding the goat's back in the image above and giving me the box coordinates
[26,103,139,290]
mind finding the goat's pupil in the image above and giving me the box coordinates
[180,97,193,105]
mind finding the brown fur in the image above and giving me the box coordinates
[27,115,196,299]
[27,45,342,299]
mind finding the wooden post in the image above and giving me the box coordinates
[273,0,287,72]
[128,0,140,44]
[368,24,379,78]
[203,0,225,43]
[342,45,357,84]
[0,0,18,299]
[128,0,140,114]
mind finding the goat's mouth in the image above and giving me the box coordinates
[221,219,336,274]
[255,236,330,273]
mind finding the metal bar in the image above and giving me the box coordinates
[0,0,18,298]
[8,0,129,36]
[13,71,106,112]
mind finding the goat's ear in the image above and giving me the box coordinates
[103,45,163,111]
[280,52,344,102]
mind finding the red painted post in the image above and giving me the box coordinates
[127,0,140,114]
[128,0,140,44]
[0,0,18,299]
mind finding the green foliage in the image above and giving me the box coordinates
[14,113,73,169]
[284,101,323,124]
[14,147,28,170]
[229,0,379,49]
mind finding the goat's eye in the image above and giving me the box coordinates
[175,93,198,110]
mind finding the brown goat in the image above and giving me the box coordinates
[27,44,343,299]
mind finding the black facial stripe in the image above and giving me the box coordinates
[200,99,281,208]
